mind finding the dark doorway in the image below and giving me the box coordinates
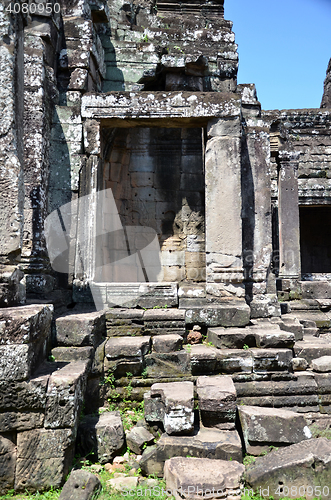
[300,206,331,274]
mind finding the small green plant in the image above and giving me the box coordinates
[141,368,148,379]
[243,454,256,466]
[173,45,184,54]
[243,344,250,350]
[48,354,55,362]
[185,344,192,352]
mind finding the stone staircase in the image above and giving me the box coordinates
[3,298,331,492]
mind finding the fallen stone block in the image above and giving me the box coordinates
[145,381,194,435]
[245,438,331,497]
[44,360,89,429]
[311,355,331,372]
[254,330,295,348]
[144,352,190,378]
[152,334,182,353]
[140,427,243,477]
[126,425,155,454]
[292,357,309,371]
[59,469,101,500]
[238,405,312,455]
[196,375,237,429]
[0,434,16,495]
[55,310,105,347]
[77,412,124,464]
[107,476,138,491]
[279,317,304,341]
[164,457,245,500]
[15,428,75,491]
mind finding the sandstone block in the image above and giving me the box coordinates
[189,345,218,375]
[152,334,182,353]
[245,438,331,496]
[164,457,245,500]
[0,372,49,411]
[55,310,105,347]
[59,469,101,500]
[238,405,312,455]
[196,376,237,429]
[126,425,155,454]
[15,428,75,491]
[144,352,190,378]
[185,302,250,327]
[294,340,331,363]
[207,327,256,349]
[145,381,194,435]
[77,412,124,464]
[44,360,89,429]
[0,412,44,432]
[311,356,331,372]
[104,336,151,359]
[0,435,16,495]
[0,304,52,345]
[140,428,243,477]
[51,346,94,363]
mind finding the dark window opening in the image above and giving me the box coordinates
[300,206,331,274]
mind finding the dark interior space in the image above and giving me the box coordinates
[300,206,331,274]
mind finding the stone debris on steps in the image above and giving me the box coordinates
[238,405,312,455]
[311,355,331,372]
[76,412,125,464]
[245,438,331,496]
[164,457,245,500]
[196,375,237,430]
[139,427,243,477]
[55,310,105,347]
[144,381,194,435]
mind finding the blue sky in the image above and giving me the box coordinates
[226,0,331,110]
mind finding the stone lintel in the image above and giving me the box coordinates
[81,91,241,121]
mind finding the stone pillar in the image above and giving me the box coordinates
[0,7,25,306]
[278,151,301,278]
[242,123,272,283]
[205,116,243,284]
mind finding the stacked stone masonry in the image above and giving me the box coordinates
[0,0,331,493]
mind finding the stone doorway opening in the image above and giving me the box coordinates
[101,126,206,284]
[300,206,331,276]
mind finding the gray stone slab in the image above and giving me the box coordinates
[145,381,194,435]
[44,360,89,429]
[77,412,124,464]
[311,356,331,372]
[0,304,53,345]
[144,352,191,378]
[140,427,243,477]
[164,457,245,500]
[185,302,250,327]
[55,310,105,347]
[104,336,151,359]
[197,376,237,429]
[152,334,182,353]
[238,405,312,455]
[59,469,101,500]
[245,438,331,495]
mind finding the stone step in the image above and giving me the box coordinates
[55,310,106,347]
[294,337,331,363]
[182,300,250,327]
[207,326,294,349]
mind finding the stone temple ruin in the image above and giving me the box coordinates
[1,0,331,494]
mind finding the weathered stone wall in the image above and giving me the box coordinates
[0,5,25,306]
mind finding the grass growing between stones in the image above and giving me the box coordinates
[0,465,172,500]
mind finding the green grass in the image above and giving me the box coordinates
[0,466,172,500]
